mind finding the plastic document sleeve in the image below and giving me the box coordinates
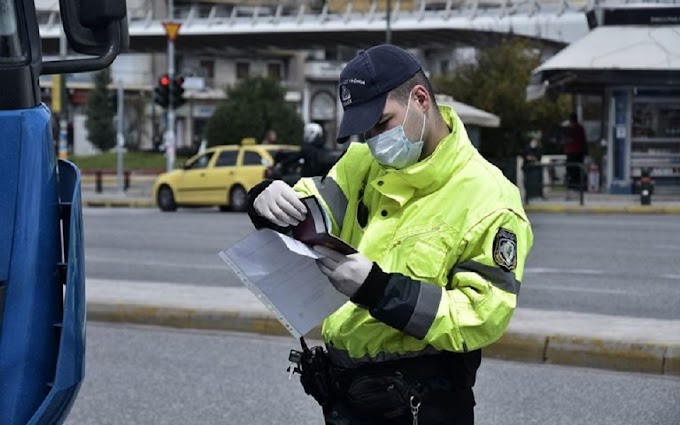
[219,229,349,339]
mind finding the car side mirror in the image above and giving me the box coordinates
[41,0,129,75]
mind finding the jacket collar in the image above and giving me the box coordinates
[371,105,476,206]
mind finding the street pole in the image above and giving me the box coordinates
[116,79,125,193]
[58,29,68,160]
[386,0,392,44]
[165,0,176,172]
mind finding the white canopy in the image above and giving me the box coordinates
[436,95,501,128]
[527,25,680,100]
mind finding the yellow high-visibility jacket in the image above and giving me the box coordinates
[291,105,533,366]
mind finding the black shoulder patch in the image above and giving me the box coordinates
[493,228,517,271]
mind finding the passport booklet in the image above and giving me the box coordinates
[291,196,356,255]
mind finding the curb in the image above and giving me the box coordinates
[87,302,679,377]
[81,198,680,214]
[523,204,680,214]
[83,199,155,208]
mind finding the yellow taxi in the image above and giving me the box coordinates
[153,140,299,212]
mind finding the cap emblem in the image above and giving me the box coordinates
[340,84,352,106]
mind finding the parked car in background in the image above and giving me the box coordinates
[153,141,299,212]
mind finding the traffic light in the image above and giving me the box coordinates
[154,74,170,109]
[171,75,185,109]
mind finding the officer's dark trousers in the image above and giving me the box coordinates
[323,351,480,425]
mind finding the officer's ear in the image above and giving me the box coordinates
[412,85,430,112]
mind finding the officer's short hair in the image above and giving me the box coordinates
[389,70,438,108]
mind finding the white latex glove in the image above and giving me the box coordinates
[314,245,373,298]
[254,180,307,227]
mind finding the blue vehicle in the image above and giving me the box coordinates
[0,0,127,423]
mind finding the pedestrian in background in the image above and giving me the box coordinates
[247,44,533,425]
[522,131,544,201]
[261,129,278,145]
[564,113,587,191]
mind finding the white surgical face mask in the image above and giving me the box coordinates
[365,96,426,169]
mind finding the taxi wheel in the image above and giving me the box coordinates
[157,185,177,212]
[229,185,247,212]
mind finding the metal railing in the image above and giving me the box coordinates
[37,0,634,29]
[522,161,588,205]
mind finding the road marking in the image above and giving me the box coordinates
[527,285,631,295]
[85,256,228,270]
[651,243,680,251]
[83,208,153,215]
[525,267,606,275]
[85,227,234,242]
[526,267,680,282]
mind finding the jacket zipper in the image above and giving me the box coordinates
[391,225,444,248]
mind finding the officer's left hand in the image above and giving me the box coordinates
[314,246,372,298]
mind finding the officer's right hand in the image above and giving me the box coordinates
[254,180,307,227]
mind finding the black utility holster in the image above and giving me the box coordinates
[288,337,335,408]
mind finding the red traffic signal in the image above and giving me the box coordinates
[154,74,171,109]
[154,74,185,109]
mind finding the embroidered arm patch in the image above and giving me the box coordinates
[493,228,517,271]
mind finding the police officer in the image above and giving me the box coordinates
[247,45,533,425]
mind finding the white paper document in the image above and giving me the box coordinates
[218,229,349,339]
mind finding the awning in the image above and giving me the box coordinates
[527,25,680,100]
[435,95,501,128]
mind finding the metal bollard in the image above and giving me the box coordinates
[640,168,653,206]
[124,171,130,192]
[95,170,103,193]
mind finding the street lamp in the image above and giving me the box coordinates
[386,0,392,44]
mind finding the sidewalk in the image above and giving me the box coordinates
[86,278,680,376]
[523,193,680,214]
[81,191,680,214]
[78,175,680,214]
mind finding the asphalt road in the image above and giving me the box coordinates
[83,208,680,320]
[65,323,680,425]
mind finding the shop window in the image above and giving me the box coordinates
[440,60,449,75]
[267,62,282,81]
[236,62,250,80]
[200,59,214,79]
[629,89,680,192]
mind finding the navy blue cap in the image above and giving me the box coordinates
[337,45,422,143]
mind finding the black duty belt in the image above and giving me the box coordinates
[330,349,482,394]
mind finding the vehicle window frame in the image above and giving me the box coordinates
[242,150,265,166]
[185,152,214,170]
[215,149,239,168]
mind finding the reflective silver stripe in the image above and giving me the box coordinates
[452,260,521,295]
[403,283,442,339]
[326,344,442,368]
[311,176,347,228]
